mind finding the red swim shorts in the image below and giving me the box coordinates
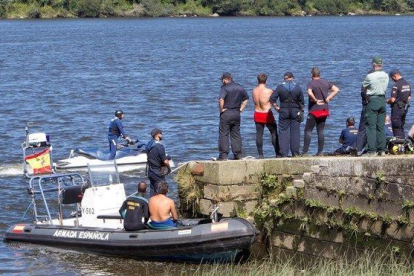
[254,111,275,124]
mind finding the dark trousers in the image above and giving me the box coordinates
[366,96,386,153]
[255,122,279,157]
[219,110,242,160]
[108,138,118,160]
[148,171,164,197]
[391,105,407,139]
[356,106,367,152]
[278,108,300,157]
[302,114,327,154]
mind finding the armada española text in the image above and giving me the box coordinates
[53,229,109,240]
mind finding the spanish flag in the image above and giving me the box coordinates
[25,148,52,175]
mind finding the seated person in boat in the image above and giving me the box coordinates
[119,181,149,231]
[148,181,178,229]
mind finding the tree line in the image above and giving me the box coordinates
[0,0,413,19]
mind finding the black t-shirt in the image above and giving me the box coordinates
[391,78,411,105]
[219,81,249,110]
[307,79,333,111]
[119,196,149,231]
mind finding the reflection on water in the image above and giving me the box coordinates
[1,16,414,274]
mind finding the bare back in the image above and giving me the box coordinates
[253,84,273,112]
[149,194,178,222]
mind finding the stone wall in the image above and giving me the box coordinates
[176,156,414,258]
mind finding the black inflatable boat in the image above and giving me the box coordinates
[4,163,258,262]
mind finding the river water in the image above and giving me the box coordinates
[1,16,414,274]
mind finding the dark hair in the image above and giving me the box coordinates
[157,181,169,195]
[346,117,355,126]
[137,181,147,193]
[257,73,267,84]
[311,67,320,77]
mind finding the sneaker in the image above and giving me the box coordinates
[378,151,386,156]
[315,152,325,156]
[365,152,378,157]
[301,152,309,157]
[258,155,264,159]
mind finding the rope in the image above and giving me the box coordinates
[20,202,33,222]
[170,161,190,174]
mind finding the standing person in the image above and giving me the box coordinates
[108,110,132,160]
[387,69,411,139]
[362,57,389,155]
[147,128,171,197]
[217,72,249,161]
[302,67,340,156]
[356,70,374,156]
[252,73,279,159]
[334,117,358,155]
[271,72,304,157]
[119,181,149,231]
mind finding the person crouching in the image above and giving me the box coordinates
[334,117,358,155]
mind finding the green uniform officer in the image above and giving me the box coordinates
[362,57,389,155]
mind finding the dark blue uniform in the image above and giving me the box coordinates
[119,195,149,231]
[108,117,127,159]
[146,139,169,196]
[390,78,411,138]
[272,81,304,157]
[355,85,369,154]
[218,81,249,160]
[334,126,358,154]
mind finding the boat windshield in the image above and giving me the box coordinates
[87,160,120,186]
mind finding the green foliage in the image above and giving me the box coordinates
[1,0,414,18]
[76,0,101,17]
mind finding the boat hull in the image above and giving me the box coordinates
[4,218,257,262]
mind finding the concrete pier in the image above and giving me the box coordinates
[176,156,414,258]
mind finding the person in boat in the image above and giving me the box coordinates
[147,128,171,197]
[271,72,304,157]
[334,117,358,155]
[252,73,280,159]
[148,181,178,229]
[217,72,249,161]
[119,181,149,231]
[108,110,132,160]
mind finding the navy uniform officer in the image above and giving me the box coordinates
[271,72,304,157]
[119,181,149,231]
[147,128,171,197]
[387,69,411,139]
[218,72,249,161]
[108,110,132,160]
[334,117,358,155]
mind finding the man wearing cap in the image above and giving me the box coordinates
[252,73,279,159]
[146,128,171,197]
[362,57,389,155]
[271,72,304,157]
[387,69,411,139]
[302,67,339,156]
[218,72,249,161]
[108,110,132,160]
[334,117,358,155]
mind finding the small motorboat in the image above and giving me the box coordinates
[4,162,258,263]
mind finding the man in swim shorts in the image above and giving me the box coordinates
[253,73,280,158]
[148,181,178,229]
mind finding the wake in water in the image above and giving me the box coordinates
[0,164,23,176]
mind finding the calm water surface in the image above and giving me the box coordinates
[1,16,414,274]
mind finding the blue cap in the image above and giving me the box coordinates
[220,72,232,80]
[151,128,162,138]
[389,69,401,77]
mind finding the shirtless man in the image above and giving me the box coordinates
[148,181,178,229]
[252,73,280,158]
